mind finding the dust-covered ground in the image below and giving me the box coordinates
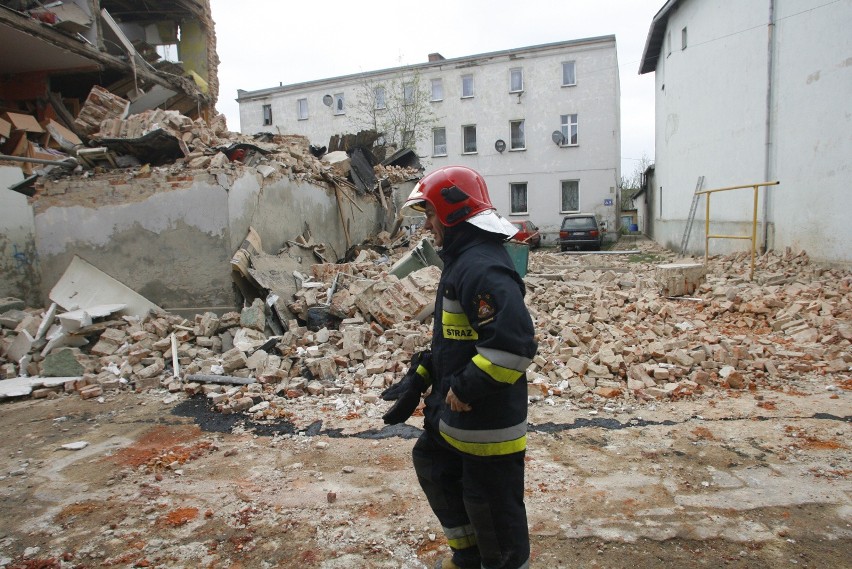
[0,370,849,569]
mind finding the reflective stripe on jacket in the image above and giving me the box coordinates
[423,227,538,457]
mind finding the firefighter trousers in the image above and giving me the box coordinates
[412,431,530,569]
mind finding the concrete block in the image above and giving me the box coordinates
[43,347,91,377]
[6,330,35,362]
[135,375,161,391]
[0,309,28,329]
[655,263,706,297]
[0,297,26,313]
[240,298,266,331]
[197,312,220,336]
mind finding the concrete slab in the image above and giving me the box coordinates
[49,255,160,318]
[0,376,80,399]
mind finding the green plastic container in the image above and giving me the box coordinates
[390,238,444,278]
[504,241,529,277]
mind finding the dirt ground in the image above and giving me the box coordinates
[0,375,849,569]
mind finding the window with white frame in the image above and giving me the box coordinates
[431,78,443,101]
[510,68,523,93]
[297,98,308,120]
[561,180,580,212]
[560,114,578,145]
[333,93,345,115]
[562,61,576,86]
[432,127,447,156]
[510,120,525,150]
[681,27,688,50]
[402,130,415,149]
[375,86,386,110]
[403,82,415,106]
[462,125,477,154]
[262,104,272,126]
[666,30,672,57]
[510,183,528,214]
[461,74,474,98]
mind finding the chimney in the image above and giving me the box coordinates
[428,53,445,62]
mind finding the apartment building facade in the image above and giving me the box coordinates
[237,36,621,241]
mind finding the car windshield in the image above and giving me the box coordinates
[563,217,597,230]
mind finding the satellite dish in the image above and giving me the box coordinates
[495,139,506,153]
[322,94,333,107]
[551,131,565,146]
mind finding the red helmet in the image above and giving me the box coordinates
[403,166,494,226]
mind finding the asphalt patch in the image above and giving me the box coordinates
[172,394,297,436]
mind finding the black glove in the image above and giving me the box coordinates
[381,351,431,425]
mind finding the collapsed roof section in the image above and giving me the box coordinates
[0,0,218,122]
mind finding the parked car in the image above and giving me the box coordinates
[510,220,541,248]
[558,213,603,251]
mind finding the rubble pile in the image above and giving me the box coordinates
[524,246,851,403]
[1,239,850,422]
[3,85,422,199]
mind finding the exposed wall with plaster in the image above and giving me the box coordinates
[22,169,386,312]
[0,167,41,306]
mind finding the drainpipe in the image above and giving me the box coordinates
[762,0,776,252]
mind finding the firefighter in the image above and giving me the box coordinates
[381,166,538,569]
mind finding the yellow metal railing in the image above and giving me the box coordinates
[697,181,780,280]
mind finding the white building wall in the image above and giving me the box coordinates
[770,0,852,261]
[238,38,621,246]
[648,0,852,263]
[652,0,770,254]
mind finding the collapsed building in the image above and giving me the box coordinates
[0,1,423,311]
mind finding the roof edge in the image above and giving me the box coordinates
[238,35,617,101]
[639,0,682,75]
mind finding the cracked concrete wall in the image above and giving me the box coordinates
[24,169,385,313]
[0,167,41,306]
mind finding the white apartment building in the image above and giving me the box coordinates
[236,36,622,243]
[639,0,852,264]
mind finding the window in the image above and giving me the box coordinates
[432,127,447,156]
[402,130,415,149]
[333,93,345,115]
[431,78,443,101]
[403,82,415,106]
[562,61,576,86]
[560,114,579,145]
[510,68,523,93]
[462,125,477,154]
[375,86,386,110]
[561,180,580,212]
[681,27,688,50]
[666,30,672,57]
[297,98,308,120]
[461,74,474,98]
[510,183,528,214]
[510,120,525,150]
[262,104,272,126]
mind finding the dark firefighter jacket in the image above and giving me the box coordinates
[423,224,538,457]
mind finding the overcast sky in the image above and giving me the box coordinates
[209,0,663,178]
